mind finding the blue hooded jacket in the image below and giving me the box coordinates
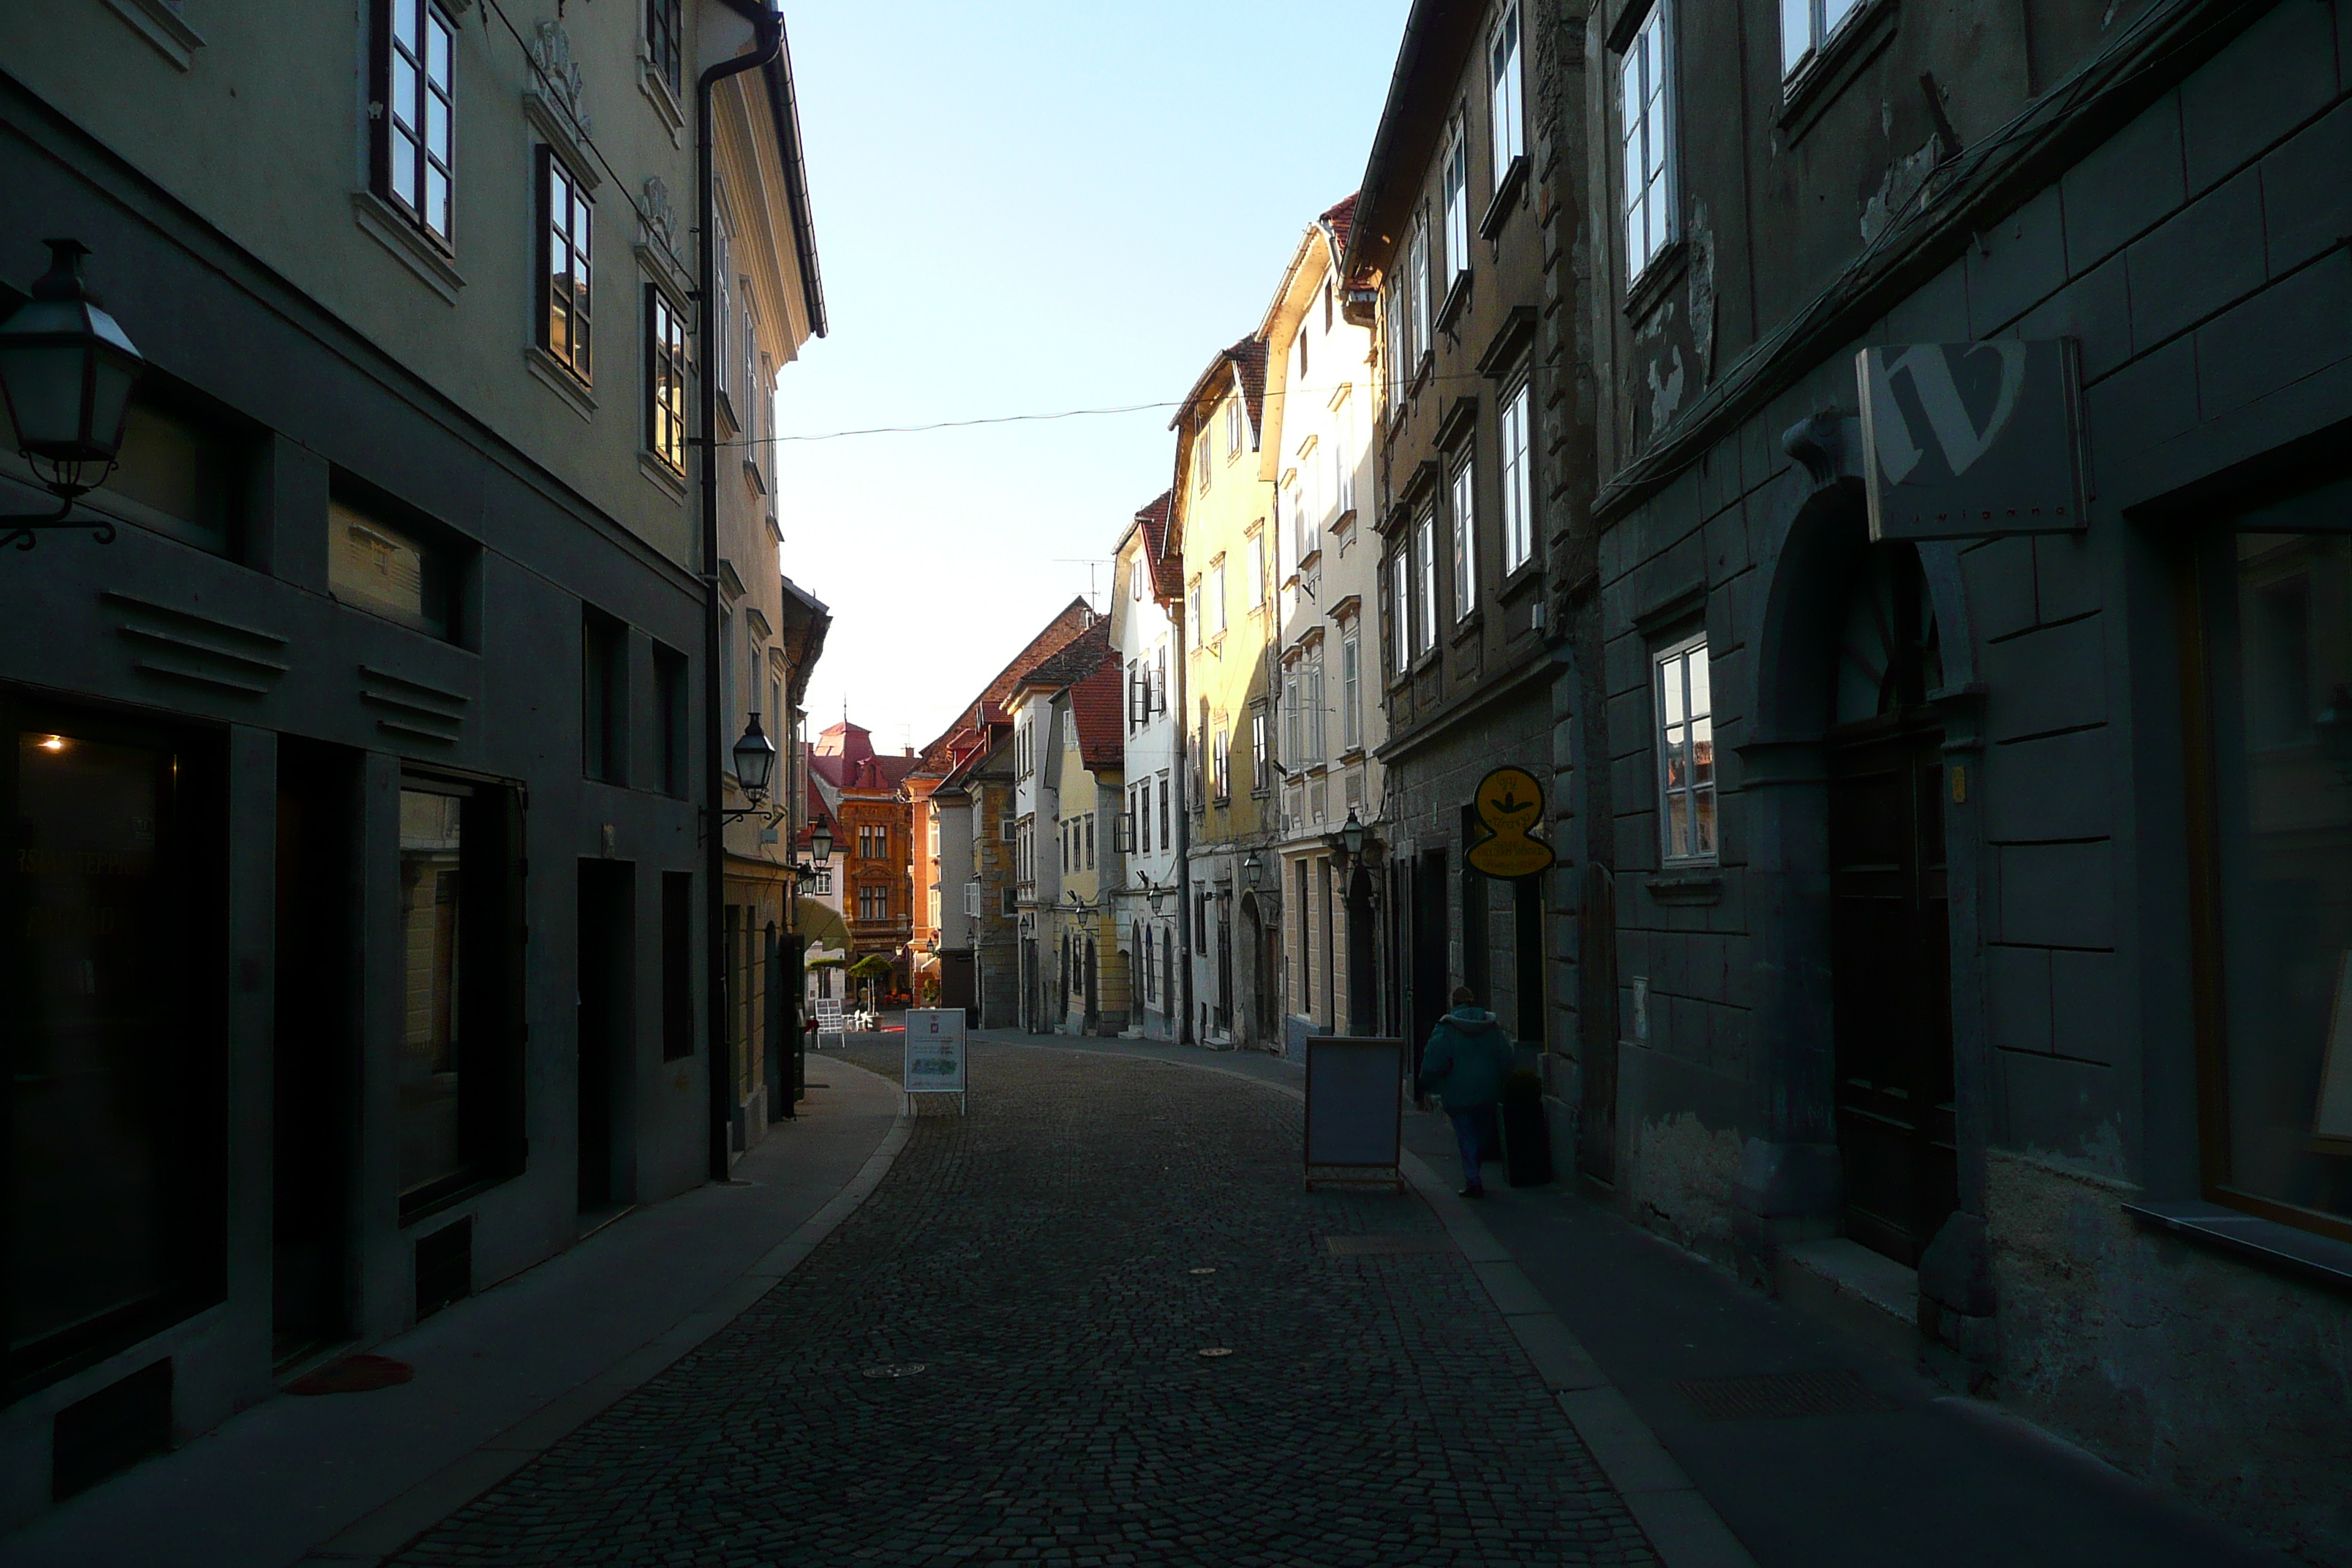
[1417,1007,1515,1112]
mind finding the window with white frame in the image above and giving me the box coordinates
[1188,578,1203,647]
[1654,635,1716,863]
[1341,625,1362,752]
[1213,725,1231,802]
[1251,709,1270,794]
[1490,4,1524,176]
[1390,545,1412,672]
[1224,398,1243,457]
[1781,0,1864,79]
[1196,426,1212,491]
[1210,558,1228,636]
[1408,221,1431,364]
[1415,511,1439,655]
[1450,459,1477,619]
[537,149,592,383]
[1248,529,1267,608]
[1621,4,1675,282]
[1306,655,1327,766]
[1500,382,1534,573]
[1441,121,1470,287]
[1283,664,1303,766]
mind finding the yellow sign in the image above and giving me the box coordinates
[1466,766,1553,879]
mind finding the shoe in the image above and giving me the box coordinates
[1457,1185,1485,1199]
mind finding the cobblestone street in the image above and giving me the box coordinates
[388,1044,1655,1567]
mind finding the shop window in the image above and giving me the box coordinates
[3,707,226,1392]
[396,776,525,1218]
[48,377,255,557]
[2193,527,2352,1236]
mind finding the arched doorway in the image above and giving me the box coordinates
[1826,545,1957,1267]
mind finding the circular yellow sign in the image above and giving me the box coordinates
[1466,766,1553,878]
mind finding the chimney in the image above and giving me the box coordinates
[903,745,913,757]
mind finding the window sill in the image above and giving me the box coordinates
[1646,869,1723,905]
[2125,1200,2352,1295]
[1624,239,1686,325]
[638,450,688,502]
[103,0,203,69]
[1478,154,1529,242]
[638,56,687,144]
[352,190,463,305]
[742,459,767,500]
[1500,559,1545,601]
[1449,609,1484,647]
[1410,350,1435,399]
[525,344,596,423]
[1436,271,1472,336]
[1779,0,1899,148]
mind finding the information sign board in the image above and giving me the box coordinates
[903,1008,968,1114]
[1304,1036,1405,1191]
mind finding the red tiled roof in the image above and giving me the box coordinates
[1134,491,1183,602]
[1068,661,1125,776]
[1013,618,1114,693]
[1319,192,1358,261]
[1228,335,1268,442]
[908,599,1098,779]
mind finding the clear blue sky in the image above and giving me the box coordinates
[774,1,1414,756]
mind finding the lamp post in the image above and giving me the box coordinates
[0,240,145,552]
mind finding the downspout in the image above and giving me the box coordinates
[699,10,783,1183]
[1173,595,1194,1046]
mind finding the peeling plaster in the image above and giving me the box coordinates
[1989,1151,2352,1565]
[1861,139,1940,245]
[1646,345,1686,433]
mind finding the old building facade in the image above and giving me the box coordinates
[0,0,822,1523]
[1559,0,2352,1555]
[807,719,915,1006]
[1112,496,1188,1040]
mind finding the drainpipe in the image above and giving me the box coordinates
[700,8,783,1183]
[1173,600,1194,1045]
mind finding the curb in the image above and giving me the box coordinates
[1020,1040,1759,1568]
[299,1064,916,1567]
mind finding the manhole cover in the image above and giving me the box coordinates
[862,1363,928,1379]
[287,1354,414,1395]
[1324,1235,1456,1256]
[1197,1347,1233,1358]
[1189,1266,1218,1275]
[1677,1368,1898,1420]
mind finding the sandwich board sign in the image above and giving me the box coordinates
[902,1008,967,1114]
[1856,339,2085,542]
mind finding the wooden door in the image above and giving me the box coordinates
[1827,716,1957,1266]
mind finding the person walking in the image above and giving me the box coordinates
[1417,985,1515,1198]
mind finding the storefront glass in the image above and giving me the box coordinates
[398,785,466,1196]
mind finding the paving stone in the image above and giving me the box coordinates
[388,1044,1656,1567]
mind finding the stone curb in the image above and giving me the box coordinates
[298,1065,916,1567]
[1017,1041,1759,1568]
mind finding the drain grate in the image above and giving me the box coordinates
[862,1363,927,1379]
[1676,1368,1899,1420]
[1324,1234,1457,1257]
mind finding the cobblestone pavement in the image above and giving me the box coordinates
[389,1043,1657,1567]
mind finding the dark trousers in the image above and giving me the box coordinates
[1450,1109,1496,1191]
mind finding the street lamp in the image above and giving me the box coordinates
[808,818,833,864]
[0,240,145,551]
[731,712,779,804]
[1340,808,1367,862]
[1240,849,1262,889]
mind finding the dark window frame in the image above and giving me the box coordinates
[645,0,683,94]
[537,147,593,385]
[581,607,627,785]
[370,0,458,250]
[645,284,689,475]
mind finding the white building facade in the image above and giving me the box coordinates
[1112,496,1185,1039]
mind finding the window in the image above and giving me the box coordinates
[1390,546,1412,674]
[582,608,627,784]
[859,825,889,860]
[1409,222,1431,366]
[1251,708,1271,794]
[1341,626,1362,751]
[537,149,592,383]
[1224,399,1243,457]
[1002,887,1019,916]
[1002,814,1018,842]
[1622,4,1675,281]
[1188,578,1203,647]
[1195,426,1211,491]
[1490,4,1525,175]
[372,0,456,248]
[1248,531,1267,608]
[1085,813,1096,868]
[812,866,833,894]
[646,286,688,475]
[646,0,683,94]
[1500,382,1534,573]
[1441,122,1470,287]
[1158,773,1171,845]
[1210,559,1228,636]
[1416,511,1439,655]
[1781,0,1864,79]
[1297,321,1309,382]
[1283,666,1303,769]
[2194,528,2352,1235]
[396,779,525,1212]
[1654,636,1715,863]
[1323,279,1335,333]
[1213,725,1231,804]
[654,642,687,795]
[1450,459,1477,620]
[1306,655,1327,766]
[859,884,889,921]
[329,495,457,639]
[82,380,252,557]
[1153,649,1168,713]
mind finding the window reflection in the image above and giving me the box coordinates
[2217,532,2352,1221]
[398,787,465,1196]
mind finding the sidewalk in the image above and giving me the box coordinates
[0,1060,907,1568]
[1394,1108,2298,1568]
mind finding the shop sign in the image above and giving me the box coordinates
[1465,766,1553,879]
[1857,339,2085,541]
